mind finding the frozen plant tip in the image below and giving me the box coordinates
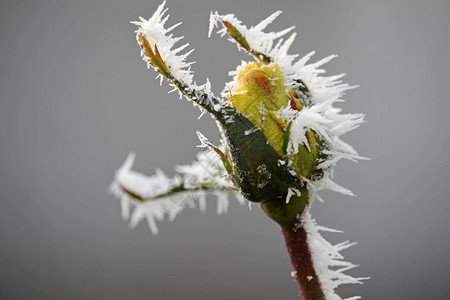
[110,2,368,299]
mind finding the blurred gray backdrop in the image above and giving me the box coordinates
[1,0,449,299]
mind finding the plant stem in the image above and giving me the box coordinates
[281,223,326,300]
[260,191,324,298]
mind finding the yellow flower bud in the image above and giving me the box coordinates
[231,62,319,178]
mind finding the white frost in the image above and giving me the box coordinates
[301,211,369,300]
[132,1,194,86]
[132,2,227,115]
[109,150,241,234]
[285,187,301,204]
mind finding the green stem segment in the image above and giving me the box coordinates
[261,189,326,300]
[119,183,234,202]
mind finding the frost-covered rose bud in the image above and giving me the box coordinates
[111,4,367,298]
[132,22,300,204]
[231,62,319,179]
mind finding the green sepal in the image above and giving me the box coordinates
[202,141,234,177]
[288,130,319,178]
[138,33,171,79]
[216,109,299,203]
[221,20,272,64]
[282,121,292,156]
[293,79,311,104]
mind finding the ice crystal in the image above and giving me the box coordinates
[109,150,237,234]
[302,211,369,300]
[132,1,194,86]
[132,1,226,116]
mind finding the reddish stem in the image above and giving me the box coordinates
[281,224,326,300]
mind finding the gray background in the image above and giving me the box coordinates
[1,0,449,299]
